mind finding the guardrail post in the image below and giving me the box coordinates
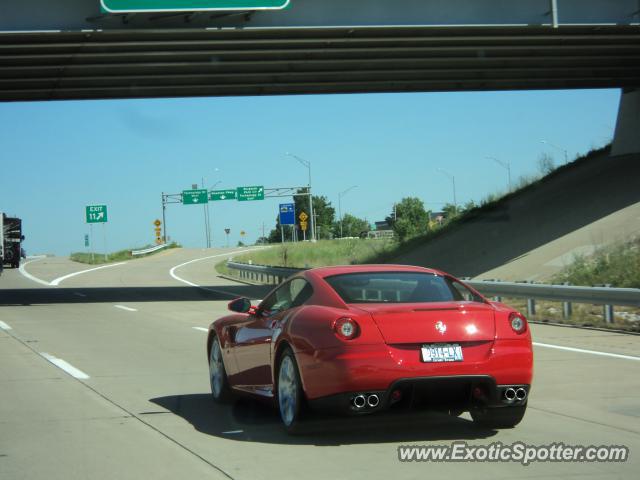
[603,304,614,324]
[527,298,536,316]
[563,301,572,318]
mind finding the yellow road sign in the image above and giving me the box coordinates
[299,212,308,222]
[154,219,162,227]
[300,220,308,231]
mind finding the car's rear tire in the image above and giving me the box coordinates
[277,348,304,434]
[209,336,232,403]
[470,404,527,428]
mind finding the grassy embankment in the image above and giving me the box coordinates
[70,242,180,265]
[225,144,611,270]
[504,237,640,332]
[216,238,396,275]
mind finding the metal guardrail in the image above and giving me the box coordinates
[226,261,640,323]
[227,261,303,284]
[131,244,168,256]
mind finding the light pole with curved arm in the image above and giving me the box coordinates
[338,185,358,238]
[437,168,457,212]
[286,152,316,241]
[486,156,512,191]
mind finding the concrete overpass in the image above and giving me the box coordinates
[1,0,639,152]
[1,0,639,101]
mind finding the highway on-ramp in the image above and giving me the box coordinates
[1,248,638,480]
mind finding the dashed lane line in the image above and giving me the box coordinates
[114,305,138,312]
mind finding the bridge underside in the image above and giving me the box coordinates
[1,25,639,102]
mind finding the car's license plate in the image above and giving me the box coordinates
[421,343,463,362]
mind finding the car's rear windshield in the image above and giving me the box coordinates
[324,272,483,304]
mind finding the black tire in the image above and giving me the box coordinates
[208,336,232,403]
[470,404,527,428]
[276,348,305,434]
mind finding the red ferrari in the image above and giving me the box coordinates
[206,265,533,432]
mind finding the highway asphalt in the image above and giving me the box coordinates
[1,248,639,480]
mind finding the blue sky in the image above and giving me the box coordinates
[0,88,620,255]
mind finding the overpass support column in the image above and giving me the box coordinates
[611,88,640,156]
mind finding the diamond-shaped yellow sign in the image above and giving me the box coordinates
[299,212,308,222]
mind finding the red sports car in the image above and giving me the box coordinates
[206,265,533,432]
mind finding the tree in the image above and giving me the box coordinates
[292,189,336,240]
[537,152,555,175]
[269,190,336,242]
[386,197,429,241]
[333,213,370,238]
[442,203,459,221]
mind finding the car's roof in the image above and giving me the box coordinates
[306,264,445,278]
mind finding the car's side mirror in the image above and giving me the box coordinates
[228,297,251,313]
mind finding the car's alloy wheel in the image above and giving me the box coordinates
[278,350,303,432]
[209,336,231,402]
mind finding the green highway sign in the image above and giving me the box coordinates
[101,1,290,13]
[237,185,265,201]
[210,189,237,201]
[182,189,208,205]
[86,205,108,223]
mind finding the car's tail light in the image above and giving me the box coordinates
[509,312,527,334]
[333,317,360,340]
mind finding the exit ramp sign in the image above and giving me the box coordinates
[237,185,264,201]
[86,205,108,223]
[101,1,290,13]
[182,189,208,204]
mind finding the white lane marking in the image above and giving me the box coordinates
[169,248,265,297]
[222,430,244,435]
[40,353,90,379]
[533,342,640,362]
[19,257,127,287]
[18,257,51,286]
[0,321,12,330]
[114,305,138,312]
[192,327,209,332]
[50,262,127,286]
[74,292,87,298]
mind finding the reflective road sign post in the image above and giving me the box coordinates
[85,204,108,262]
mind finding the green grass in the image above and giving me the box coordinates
[224,238,397,270]
[70,242,180,265]
[551,237,640,289]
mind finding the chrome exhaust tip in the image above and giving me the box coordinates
[353,394,366,409]
[504,388,517,401]
[367,394,380,408]
[515,388,527,401]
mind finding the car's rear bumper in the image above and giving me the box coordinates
[307,375,530,415]
[297,338,533,408]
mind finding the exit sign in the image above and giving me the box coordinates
[237,185,265,201]
[100,1,290,13]
[182,189,208,205]
[86,205,108,223]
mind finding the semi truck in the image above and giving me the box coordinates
[1,212,24,269]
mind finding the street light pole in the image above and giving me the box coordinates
[437,168,457,211]
[486,156,512,191]
[540,139,569,164]
[201,178,210,248]
[286,152,315,241]
[206,178,222,247]
[338,185,358,238]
